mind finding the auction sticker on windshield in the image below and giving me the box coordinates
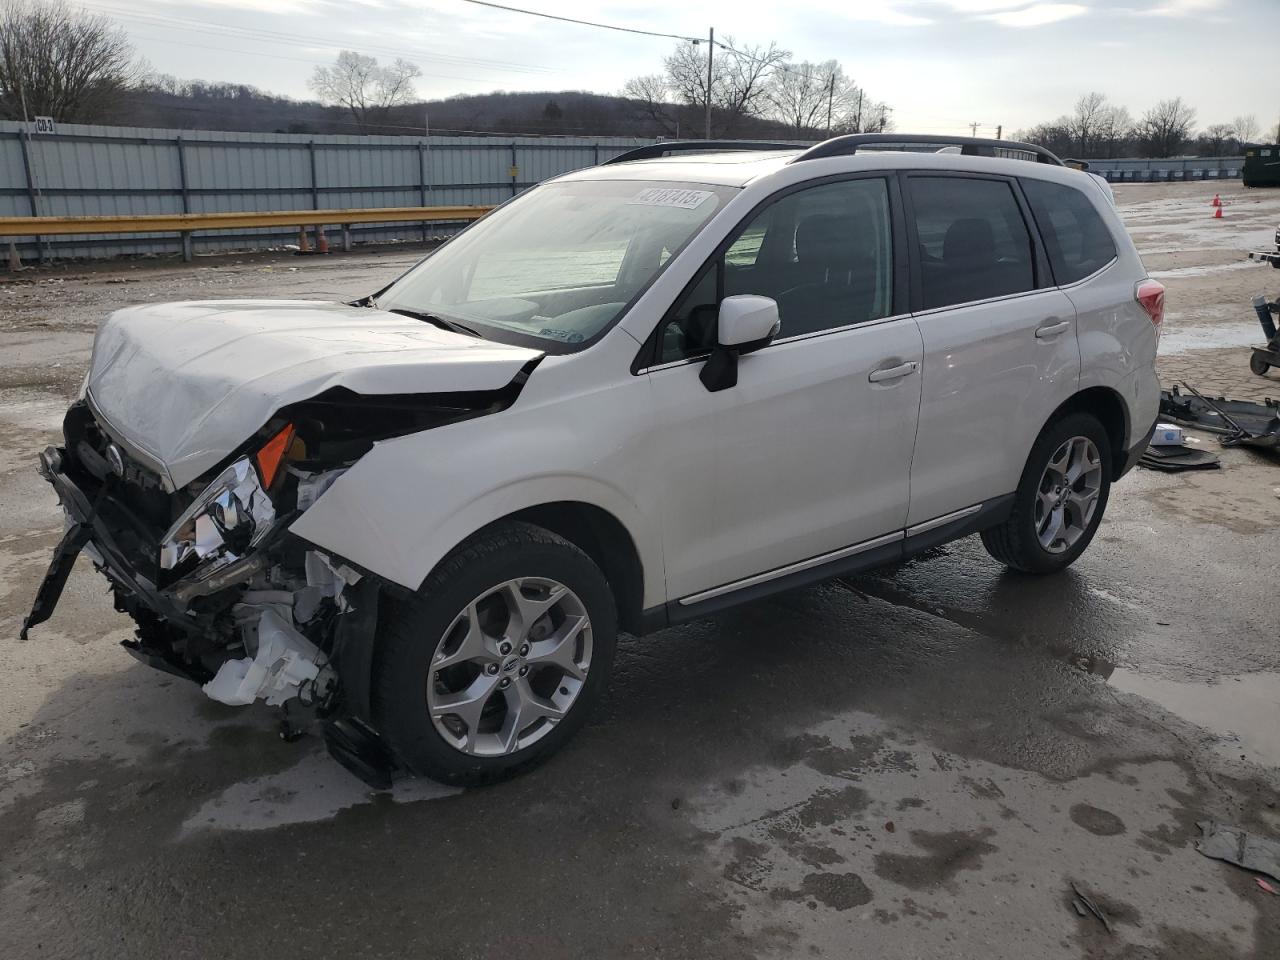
[626,188,716,210]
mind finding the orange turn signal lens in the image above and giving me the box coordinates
[256,423,296,488]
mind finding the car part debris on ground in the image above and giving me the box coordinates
[1195,821,1280,884]
[1138,420,1221,471]
[1070,880,1115,933]
[1160,383,1280,451]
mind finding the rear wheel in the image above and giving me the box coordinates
[981,413,1112,574]
[1250,353,1271,376]
[373,521,617,785]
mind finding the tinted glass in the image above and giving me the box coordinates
[378,180,734,348]
[1021,178,1117,285]
[909,177,1035,310]
[658,178,894,362]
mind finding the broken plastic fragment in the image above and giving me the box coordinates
[202,609,332,707]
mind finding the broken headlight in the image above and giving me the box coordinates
[159,458,276,574]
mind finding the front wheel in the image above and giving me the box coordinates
[981,412,1112,574]
[1250,352,1271,376]
[373,521,617,785]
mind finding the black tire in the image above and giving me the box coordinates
[1250,353,1271,376]
[373,521,617,786]
[981,412,1113,575]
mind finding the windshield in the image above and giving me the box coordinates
[375,179,736,349]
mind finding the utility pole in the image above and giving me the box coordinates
[855,88,863,132]
[825,73,835,135]
[704,27,714,139]
[969,121,980,137]
[995,124,1002,140]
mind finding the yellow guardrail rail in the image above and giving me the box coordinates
[0,205,493,237]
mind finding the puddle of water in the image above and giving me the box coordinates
[1159,322,1266,356]
[1108,670,1280,767]
[179,749,462,834]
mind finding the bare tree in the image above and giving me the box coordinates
[645,37,789,136]
[766,60,871,134]
[621,73,678,135]
[1094,105,1134,158]
[715,38,789,133]
[1232,113,1260,145]
[1066,92,1108,157]
[309,50,421,130]
[1137,97,1196,158]
[1199,122,1237,157]
[0,0,140,122]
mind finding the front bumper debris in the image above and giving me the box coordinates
[22,446,193,638]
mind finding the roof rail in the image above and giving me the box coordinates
[602,140,805,165]
[789,134,1064,166]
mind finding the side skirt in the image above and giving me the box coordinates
[638,494,1014,634]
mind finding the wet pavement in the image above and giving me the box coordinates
[2,187,1279,959]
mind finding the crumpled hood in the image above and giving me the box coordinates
[86,299,542,489]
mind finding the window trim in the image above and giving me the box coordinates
[631,171,908,374]
[898,170,1052,315]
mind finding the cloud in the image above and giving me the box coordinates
[1144,0,1225,15]
[979,3,1089,27]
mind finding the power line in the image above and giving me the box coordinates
[457,0,702,42]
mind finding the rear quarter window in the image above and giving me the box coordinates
[1021,178,1118,285]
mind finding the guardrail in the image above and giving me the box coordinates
[1,205,494,264]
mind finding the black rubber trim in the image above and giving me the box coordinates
[662,540,904,629]
[902,495,1014,557]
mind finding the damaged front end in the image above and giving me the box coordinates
[22,382,525,786]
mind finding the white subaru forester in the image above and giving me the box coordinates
[24,135,1163,786]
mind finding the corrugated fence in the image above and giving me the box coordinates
[1086,156,1244,181]
[0,120,655,260]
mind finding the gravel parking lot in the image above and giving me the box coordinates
[1,179,1278,960]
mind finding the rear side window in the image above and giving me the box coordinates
[908,177,1036,310]
[1021,178,1118,285]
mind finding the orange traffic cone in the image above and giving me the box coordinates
[314,224,329,254]
[1213,206,1223,219]
[1211,194,1221,207]
[297,225,311,253]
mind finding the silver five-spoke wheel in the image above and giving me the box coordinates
[1035,435,1102,554]
[427,577,592,757]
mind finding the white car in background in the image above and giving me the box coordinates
[24,135,1163,787]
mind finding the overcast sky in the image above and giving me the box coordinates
[84,0,1276,137]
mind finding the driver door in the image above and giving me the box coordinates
[641,177,923,603]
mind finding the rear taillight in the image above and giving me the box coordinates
[1136,279,1165,339]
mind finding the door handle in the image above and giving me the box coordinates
[1035,319,1071,339]
[868,360,919,383]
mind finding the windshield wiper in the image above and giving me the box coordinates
[385,307,481,338]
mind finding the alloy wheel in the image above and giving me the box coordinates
[426,577,592,757]
[1034,435,1103,554]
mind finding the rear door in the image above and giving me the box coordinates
[903,173,1079,527]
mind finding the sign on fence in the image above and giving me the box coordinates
[30,116,55,135]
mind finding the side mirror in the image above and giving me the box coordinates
[700,295,781,392]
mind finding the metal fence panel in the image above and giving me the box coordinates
[0,120,653,259]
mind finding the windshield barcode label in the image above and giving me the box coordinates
[627,188,715,210]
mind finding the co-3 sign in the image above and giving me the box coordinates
[30,116,55,134]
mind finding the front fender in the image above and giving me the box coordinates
[288,375,662,606]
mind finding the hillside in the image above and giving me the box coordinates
[121,84,807,139]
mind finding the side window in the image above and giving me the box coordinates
[908,177,1036,310]
[658,178,894,362]
[1021,179,1117,285]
